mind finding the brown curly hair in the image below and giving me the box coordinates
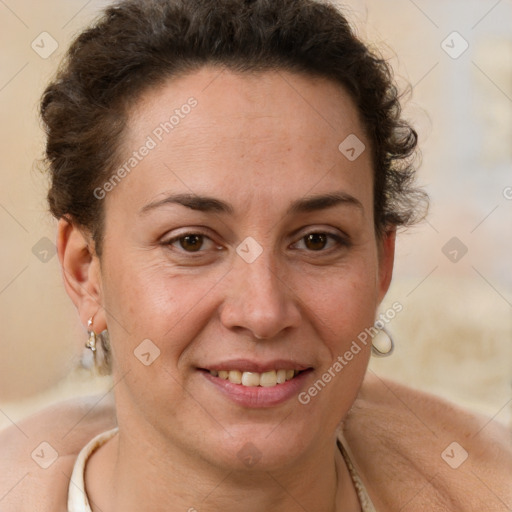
[41,0,427,258]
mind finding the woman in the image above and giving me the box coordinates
[1,0,510,510]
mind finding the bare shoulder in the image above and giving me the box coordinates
[343,373,512,511]
[0,394,116,512]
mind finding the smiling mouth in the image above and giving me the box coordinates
[206,369,305,387]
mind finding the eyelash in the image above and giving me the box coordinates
[162,230,350,255]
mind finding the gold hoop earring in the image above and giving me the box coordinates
[371,326,395,357]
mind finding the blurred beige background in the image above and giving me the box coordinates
[1,0,511,430]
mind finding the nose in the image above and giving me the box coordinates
[219,249,302,340]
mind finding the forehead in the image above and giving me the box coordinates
[112,67,373,214]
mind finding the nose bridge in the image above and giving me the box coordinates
[220,242,300,339]
[243,249,281,300]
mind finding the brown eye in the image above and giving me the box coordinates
[179,234,204,252]
[164,232,222,256]
[304,233,328,251]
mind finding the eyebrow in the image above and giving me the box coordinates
[139,191,363,216]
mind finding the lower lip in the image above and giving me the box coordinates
[201,370,312,408]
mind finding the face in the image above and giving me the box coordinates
[67,67,394,471]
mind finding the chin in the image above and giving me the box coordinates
[202,422,315,472]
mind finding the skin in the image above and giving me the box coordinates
[62,67,393,511]
[1,377,510,511]
[3,67,509,511]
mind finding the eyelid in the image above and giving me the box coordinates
[292,225,350,241]
[163,229,220,252]
[162,226,350,253]
[291,230,349,251]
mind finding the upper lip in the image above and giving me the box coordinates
[200,359,312,373]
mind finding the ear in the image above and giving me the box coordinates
[377,227,396,303]
[56,217,106,333]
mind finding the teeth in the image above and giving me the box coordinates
[260,370,277,387]
[228,370,242,384]
[210,369,299,387]
[276,369,287,384]
[241,372,260,387]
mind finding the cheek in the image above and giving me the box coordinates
[319,277,378,360]
[101,253,222,363]
[292,259,379,427]
[299,250,380,349]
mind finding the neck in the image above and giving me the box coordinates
[85,423,361,512]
